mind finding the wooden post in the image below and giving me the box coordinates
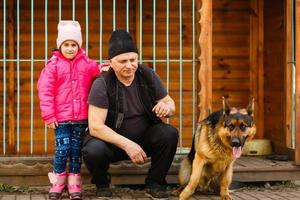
[295,0,300,165]
[7,0,15,153]
[285,0,293,148]
[250,0,264,139]
[197,0,212,121]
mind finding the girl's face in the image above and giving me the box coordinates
[60,40,79,60]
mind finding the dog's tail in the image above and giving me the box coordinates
[179,126,197,186]
[178,156,192,186]
[172,157,192,196]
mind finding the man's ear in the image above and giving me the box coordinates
[247,98,255,116]
[222,96,231,115]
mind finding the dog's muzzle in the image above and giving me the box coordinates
[230,137,243,158]
[230,137,242,147]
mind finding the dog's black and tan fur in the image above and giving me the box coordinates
[178,97,256,200]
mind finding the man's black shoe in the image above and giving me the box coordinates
[96,186,112,199]
[145,187,169,200]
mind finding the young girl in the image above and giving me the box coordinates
[38,20,103,200]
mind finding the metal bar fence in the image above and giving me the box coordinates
[0,0,197,155]
[44,0,49,153]
[99,0,103,62]
[16,0,20,153]
[166,0,170,126]
[179,0,183,152]
[2,0,7,155]
[30,0,34,154]
[139,0,143,64]
[85,0,89,55]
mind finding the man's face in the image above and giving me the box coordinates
[60,40,79,60]
[111,52,138,79]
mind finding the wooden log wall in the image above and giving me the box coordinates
[212,0,251,109]
[264,0,288,154]
[0,0,197,154]
[0,0,290,155]
[212,0,287,154]
[211,0,266,139]
[213,0,266,135]
[295,0,300,164]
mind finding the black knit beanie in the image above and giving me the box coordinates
[108,29,139,59]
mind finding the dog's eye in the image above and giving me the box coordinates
[228,124,235,131]
[240,124,247,131]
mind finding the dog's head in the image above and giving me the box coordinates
[219,97,256,158]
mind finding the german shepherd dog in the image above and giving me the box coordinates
[178,97,256,200]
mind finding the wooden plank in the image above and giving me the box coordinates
[198,0,212,120]
[213,70,249,79]
[233,171,300,182]
[295,0,300,165]
[8,0,15,153]
[213,0,250,10]
[1,156,300,186]
[213,11,251,22]
[212,91,250,102]
[212,79,250,91]
[249,0,264,139]
[245,156,277,167]
[213,47,249,57]
[213,34,249,45]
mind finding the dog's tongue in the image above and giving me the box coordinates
[233,147,242,158]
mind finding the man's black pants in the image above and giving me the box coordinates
[82,123,178,188]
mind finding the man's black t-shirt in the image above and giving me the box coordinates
[88,71,167,142]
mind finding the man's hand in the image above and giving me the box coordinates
[124,140,147,164]
[47,121,58,129]
[152,101,171,118]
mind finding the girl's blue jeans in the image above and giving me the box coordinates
[53,121,87,174]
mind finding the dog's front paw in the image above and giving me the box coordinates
[179,189,192,200]
[221,194,232,200]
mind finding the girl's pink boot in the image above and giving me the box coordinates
[48,171,67,200]
[67,173,83,200]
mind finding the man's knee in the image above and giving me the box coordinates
[165,124,178,140]
[156,124,179,145]
[81,136,109,161]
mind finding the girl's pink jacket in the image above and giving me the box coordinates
[37,48,100,124]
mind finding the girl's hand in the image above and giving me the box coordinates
[47,122,58,129]
[99,63,111,72]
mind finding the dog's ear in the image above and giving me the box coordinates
[246,98,255,116]
[222,96,231,115]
